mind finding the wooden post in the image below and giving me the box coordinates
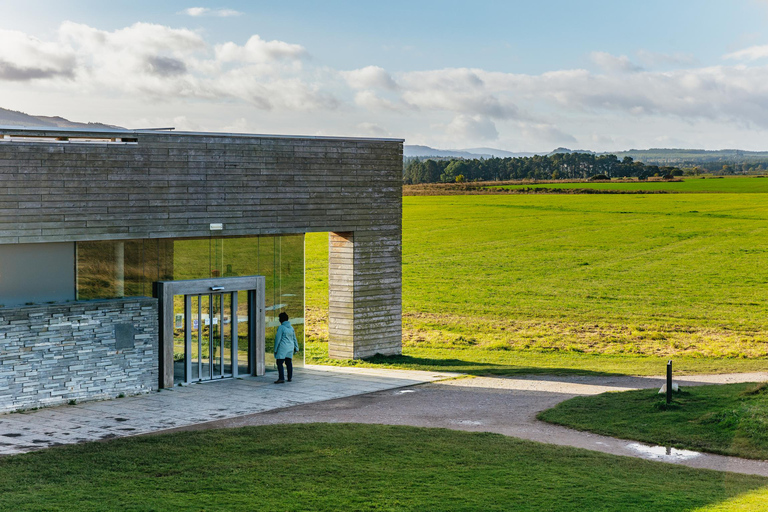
[666,360,673,405]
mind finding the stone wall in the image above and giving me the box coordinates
[0,298,158,413]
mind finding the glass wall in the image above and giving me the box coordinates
[76,235,305,368]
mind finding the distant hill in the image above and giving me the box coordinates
[404,145,491,159]
[612,148,768,166]
[0,107,123,130]
[405,143,768,171]
[405,145,540,159]
[462,147,540,158]
[548,147,595,156]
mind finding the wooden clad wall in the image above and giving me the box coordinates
[0,129,403,358]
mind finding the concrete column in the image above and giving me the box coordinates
[328,229,402,359]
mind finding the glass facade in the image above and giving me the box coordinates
[76,235,305,370]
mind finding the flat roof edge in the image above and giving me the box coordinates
[0,125,405,143]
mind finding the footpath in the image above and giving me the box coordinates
[165,370,768,477]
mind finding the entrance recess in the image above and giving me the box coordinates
[154,276,265,388]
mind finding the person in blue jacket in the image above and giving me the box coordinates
[273,311,300,384]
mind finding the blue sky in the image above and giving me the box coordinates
[3,1,768,151]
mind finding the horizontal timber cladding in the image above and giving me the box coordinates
[0,128,403,360]
[0,131,402,243]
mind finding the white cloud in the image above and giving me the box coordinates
[400,68,522,119]
[0,29,76,81]
[356,122,391,137]
[353,90,406,111]
[0,22,333,111]
[342,66,398,90]
[520,122,576,145]
[218,117,250,132]
[181,7,243,17]
[590,51,643,73]
[10,21,768,150]
[636,50,697,68]
[215,35,307,63]
[724,44,768,61]
[444,115,499,142]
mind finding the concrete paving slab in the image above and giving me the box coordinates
[0,366,457,455]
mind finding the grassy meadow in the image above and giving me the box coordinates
[488,176,768,193]
[306,182,768,375]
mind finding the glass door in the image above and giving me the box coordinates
[156,275,265,388]
[175,291,241,384]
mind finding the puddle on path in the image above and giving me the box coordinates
[626,442,701,461]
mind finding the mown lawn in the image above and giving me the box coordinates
[306,191,768,374]
[538,382,768,460]
[1,424,767,512]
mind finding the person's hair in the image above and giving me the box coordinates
[278,312,289,323]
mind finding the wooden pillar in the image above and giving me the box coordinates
[328,229,402,359]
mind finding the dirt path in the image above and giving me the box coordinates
[164,372,768,477]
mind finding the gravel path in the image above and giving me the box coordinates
[163,371,768,477]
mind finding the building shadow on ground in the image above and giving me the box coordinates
[360,353,627,377]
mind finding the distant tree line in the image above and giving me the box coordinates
[403,153,683,184]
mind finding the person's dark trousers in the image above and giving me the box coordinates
[276,358,293,381]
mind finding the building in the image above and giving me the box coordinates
[0,126,403,412]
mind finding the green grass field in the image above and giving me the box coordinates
[306,189,768,375]
[1,424,766,511]
[489,176,768,193]
[539,382,768,460]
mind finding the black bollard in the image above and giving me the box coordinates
[666,360,672,405]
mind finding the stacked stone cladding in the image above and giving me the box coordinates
[0,298,158,413]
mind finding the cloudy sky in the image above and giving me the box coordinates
[3,0,768,151]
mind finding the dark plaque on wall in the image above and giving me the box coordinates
[114,324,136,349]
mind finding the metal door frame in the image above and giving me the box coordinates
[154,276,265,389]
[186,291,229,383]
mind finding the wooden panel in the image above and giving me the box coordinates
[0,130,403,244]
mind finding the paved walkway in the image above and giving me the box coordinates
[0,365,457,456]
[163,371,768,477]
